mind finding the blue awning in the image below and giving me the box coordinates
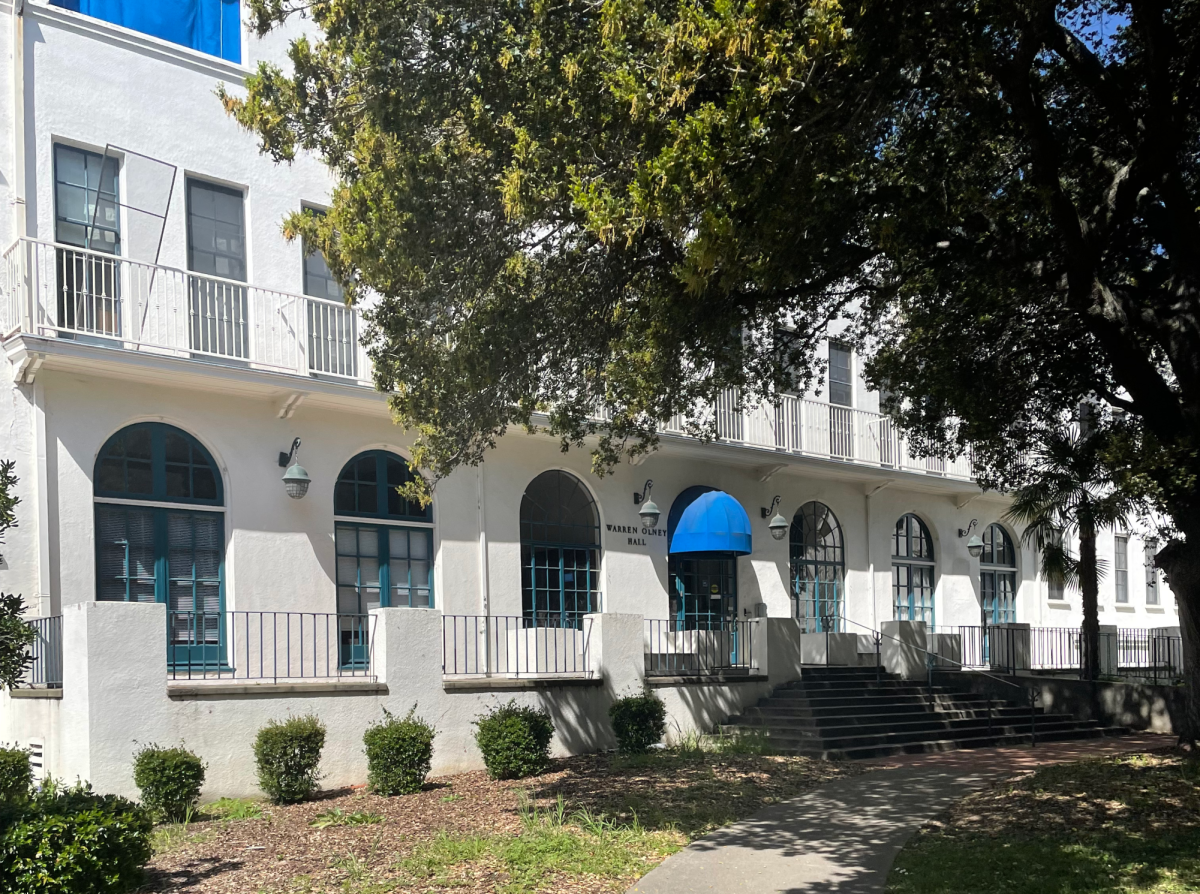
[669,491,752,555]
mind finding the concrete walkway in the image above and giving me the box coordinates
[628,733,1173,894]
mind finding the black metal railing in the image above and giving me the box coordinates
[1116,628,1184,682]
[167,611,375,682]
[23,616,63,688]
[643,618,759,676]
[442,615,593,677]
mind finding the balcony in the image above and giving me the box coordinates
[2,238,371,385]
[2,238,974,481]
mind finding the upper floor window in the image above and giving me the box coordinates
[828,342,853,407]
[1115,534,1129,603]
[302,210,343,302]
[51,1,242,64]
[54,144,120,254]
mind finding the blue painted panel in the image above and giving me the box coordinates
[669,490,753,555]
[52,0,241,63]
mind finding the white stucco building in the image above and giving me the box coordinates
[0,1,1180,796]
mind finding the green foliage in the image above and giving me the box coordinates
[0,592,34,691]
[310,808,383,828]
[474,701,554,780]
[205,797,263,821]
[887,752,1200,894]
[226,0,864,493]
[0,459,18,552]
[253,714,326,804]
[0,745,32,806]
[227,2,1200,578]
[608,690,667,755]
[0,778,153,894]
[132,743,206,823]
[363,706,435,796]
[399,798,680,893]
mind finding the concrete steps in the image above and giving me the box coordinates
[721,666,1126,760]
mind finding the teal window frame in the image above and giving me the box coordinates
[334,450,430,522]
[791,501,845,632]
[519,470,601,629]
[669,554,736,631]
[334,451,434,665]
[980,523,1017,625]
[892,513,935,625]
[93,423,225,666]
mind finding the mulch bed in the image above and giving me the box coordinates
[143,751,861,893]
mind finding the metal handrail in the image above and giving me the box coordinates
[835,615,1039,746]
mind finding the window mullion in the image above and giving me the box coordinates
[378,525,391,609]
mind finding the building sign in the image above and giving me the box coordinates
[606,522,668,547]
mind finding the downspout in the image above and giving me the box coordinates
[477,463,491,669]
[11,0,25,241]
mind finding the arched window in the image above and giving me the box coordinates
[791,501,844,632]
[334,451,433,620]
[520,471,600,628]
[94,423,224,664]
[980,523,1017,624]
[893,514,935,624]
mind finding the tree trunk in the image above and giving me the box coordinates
[1157,536,1200,749]
[1079,521,1101,681]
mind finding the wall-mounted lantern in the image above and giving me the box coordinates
[278,437,310,500]
[762,495,788,541]
[634,480,659,528]
[958,518,984,557]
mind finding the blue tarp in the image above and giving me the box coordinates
[669,490,753,556]
[52,0,241,64]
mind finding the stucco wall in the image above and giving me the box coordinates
[6,603,786,799]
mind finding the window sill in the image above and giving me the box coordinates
[168,680,386,699]
[1146,606,1166,613]
[1114,604,1136,613]
[442,674,600,691]
[32,2,248,83]
[8,688,63,699]
[1047,600,1071,609]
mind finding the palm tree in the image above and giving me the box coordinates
[1004,426,1143,680]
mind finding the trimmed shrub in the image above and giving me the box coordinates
[364,706,436,796]
[0,778,153,893]
[132,744,206,822]
[253,714,326,803]
[0,745,32,806]
[609,689,667,754]
[474,701,554,780]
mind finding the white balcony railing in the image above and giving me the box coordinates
[656,389,974,480]
[1,238,974,481]
[1,237,371,384]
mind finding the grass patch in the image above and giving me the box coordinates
[151,810,213,855]
[311,807,384,828]
[205,796,264,821]
[398,795,682,893]
[888,751,1200,894]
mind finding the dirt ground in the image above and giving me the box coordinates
[144,751,858,893]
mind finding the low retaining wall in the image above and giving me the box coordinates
[1,604,804,799]
[934,669,1184,735]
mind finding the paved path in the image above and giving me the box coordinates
[628,733,1173,894]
